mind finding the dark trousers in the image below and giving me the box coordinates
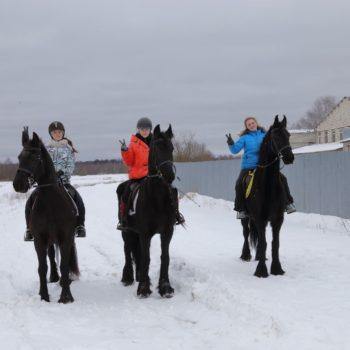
[234,169,294,212]
[25,184,85,228]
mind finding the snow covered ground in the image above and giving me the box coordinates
[1,174,350,350]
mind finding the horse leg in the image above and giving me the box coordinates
[58,242,74,303]
[158,231,174,298]
[137,235,152,298]
[270,217,285,275]
[240,218,252,261]
[254,222,268,278]
[34,240,49,302]
[48,245,60,283]
[121,231,134,286]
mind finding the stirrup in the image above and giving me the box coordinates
[24,229,34,242]
[175,212,185,226]
[75,225,86,237]
[116,222,129,231]
[236,211,248,219]
[286,203,296,214]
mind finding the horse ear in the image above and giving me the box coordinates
[282,115,287,128]
[273,115,279,127]
[22,126,29,146]
[165,124,173,139]
[32,132,41,146]
[153,124,161,137]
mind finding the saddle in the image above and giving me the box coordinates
[242,170,256,199]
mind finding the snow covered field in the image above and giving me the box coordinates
[0,174,349,350]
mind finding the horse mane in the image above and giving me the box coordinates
[258,126,274,166]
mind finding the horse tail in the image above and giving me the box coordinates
[248,219,259,250]
[69,242,80,277]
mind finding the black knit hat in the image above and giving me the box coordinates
[137,117,152,130]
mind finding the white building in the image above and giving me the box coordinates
[316,97,350,143]
[289,129,316,148]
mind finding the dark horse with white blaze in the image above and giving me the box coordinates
[239,115,294,277]
[121,124,178,298]
[13,128,79,303]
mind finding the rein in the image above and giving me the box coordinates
[257,134,292,169]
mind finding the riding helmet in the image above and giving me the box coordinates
[136,117,152,130]
[48,121,65,137]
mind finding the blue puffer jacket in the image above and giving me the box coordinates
[229,129,266,169]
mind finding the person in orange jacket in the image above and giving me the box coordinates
[116,117,184,230]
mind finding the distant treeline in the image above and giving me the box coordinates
[0,154,234,181]
[0,159,127,182]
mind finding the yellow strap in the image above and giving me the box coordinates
[245,170,256,199]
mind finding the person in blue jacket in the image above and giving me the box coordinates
[226,116,296,219]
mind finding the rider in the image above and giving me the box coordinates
[116,117,185,230]
[226,116,296,219]
[24,121,86,241]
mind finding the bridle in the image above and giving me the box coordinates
[258,130,292,169]
[18,146,58,188]
[148,139,177,180]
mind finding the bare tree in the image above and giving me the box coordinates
[293,96,337,130]
[173,132,215,162]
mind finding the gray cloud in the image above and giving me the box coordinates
[1,0,349,160]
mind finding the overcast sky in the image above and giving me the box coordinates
[1,0,349,161]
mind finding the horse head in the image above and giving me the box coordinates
[268,115,294,165]
[13,127,46,193]
[149,124,175,183]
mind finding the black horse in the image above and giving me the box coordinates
[120,124,178,298]
[239,115,294,277]
[13,128,79,303]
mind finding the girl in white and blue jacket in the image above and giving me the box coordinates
[24,122,86,241]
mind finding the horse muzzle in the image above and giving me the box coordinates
[13,170,31,193]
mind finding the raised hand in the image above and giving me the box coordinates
[225,133,234,146]
[119,139,128,152]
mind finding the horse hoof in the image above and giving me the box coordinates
[158,281,174,298]
[58,294,74,304]
[137,282,152,298]
[254,263,269,278]
[41,294,50,302]
[49,274,60,283]
[121,278,134,286]
[271,263,285,275]
[240,254,252,262]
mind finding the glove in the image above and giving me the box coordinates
[226,133,234,146]
[119,139,128,152]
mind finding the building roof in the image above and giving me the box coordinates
[293,142,343,154]
[288,129,314,134]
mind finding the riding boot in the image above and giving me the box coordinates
[24,229,34,241]
[172,187,185,226]
[75,225,86,237]
[66,184,87,238]
[117,200,129,231]
[280,174,296,214]
[234,169,250,219]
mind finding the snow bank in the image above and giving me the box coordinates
[0,176,349,350]
[293,142,343,154]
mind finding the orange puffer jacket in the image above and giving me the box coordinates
[122,135,150,179]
